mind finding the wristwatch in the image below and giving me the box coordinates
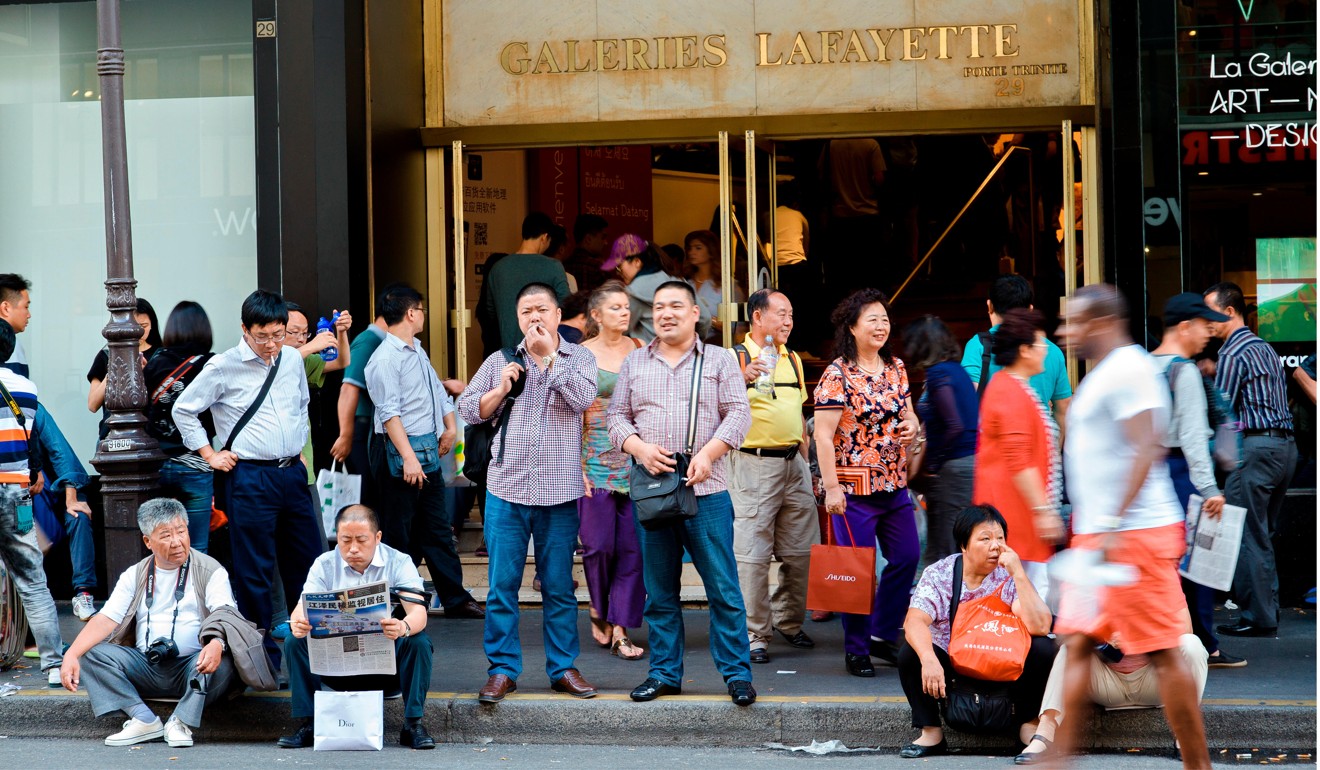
[542,352,557,369]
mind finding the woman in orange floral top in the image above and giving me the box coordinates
[813,288,922,678]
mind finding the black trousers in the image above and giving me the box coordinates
[897,636,1057,730]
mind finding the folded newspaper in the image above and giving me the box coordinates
[1179,494,1246,592]
[303,581,397,676]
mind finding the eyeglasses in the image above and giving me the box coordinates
[247,330,287,344]
[286,329,309,340]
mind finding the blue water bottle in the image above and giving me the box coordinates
[318,311,340,362]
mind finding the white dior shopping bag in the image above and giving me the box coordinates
[313,690,383,751]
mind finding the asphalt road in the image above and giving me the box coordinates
[0,740,1310,769]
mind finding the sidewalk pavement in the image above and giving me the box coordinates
[1,601,1313,750]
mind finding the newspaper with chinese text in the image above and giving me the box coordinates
[303,581,396,676]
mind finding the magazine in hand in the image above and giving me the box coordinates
[303,581,397,676]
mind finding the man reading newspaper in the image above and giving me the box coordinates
[277,505,436,750]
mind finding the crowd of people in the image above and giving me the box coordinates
[0,204,1310,766]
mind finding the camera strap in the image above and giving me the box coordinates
[145,557,190,642]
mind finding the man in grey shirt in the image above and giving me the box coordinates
[172,290,325,668]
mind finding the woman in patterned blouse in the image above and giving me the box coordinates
[813,288,922,678]
[579,281,646,660]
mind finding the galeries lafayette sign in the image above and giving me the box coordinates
[442,0,1083,126]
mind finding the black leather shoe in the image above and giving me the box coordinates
[276,721,314,749]
[899,739,948,759]
[750,647,770,664]
[400,722,436,750]
[870,638,898,666]
[845,653,875,677]
[776,628,816,648]
[728,680,757,706]
[1217,622,1278,638]
[630,677,682,702]
[444,600,486,619]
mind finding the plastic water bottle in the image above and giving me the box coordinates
[317,312,340,362]
[753,335,777,395]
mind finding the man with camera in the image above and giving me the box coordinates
[606,281,756,706]
[59,499,237,748]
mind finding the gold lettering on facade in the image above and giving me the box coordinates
[994,24,1019,57]
[927,26,958,60]
[703,34,728,67]
[867,28,896,62]
[757,32,783,65]
[595,38,621,71]
[841,30,871,63]
[654,37,671,69]
[677,35,700,68]
[960,25,990,58]
[534,41,564,74]
[500,41,530,75]
[565,40,592,72]
[819,30,844,64]
[901,27,926,61]
[624,38,650,70]
[787,32,816,65]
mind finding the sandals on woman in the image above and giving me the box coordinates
[611,636,646,660]
[1014,734,1054,765]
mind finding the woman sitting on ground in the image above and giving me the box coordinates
[897,504,1057,759]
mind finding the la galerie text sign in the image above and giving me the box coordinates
[442,1,1082,127]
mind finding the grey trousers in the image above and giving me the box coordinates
[81,643,235,728]
[921,454,976,571]
[1225,435,1297,628]
[0,485,64,672]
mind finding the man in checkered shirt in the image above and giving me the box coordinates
[457,283,600,704]
[606,281,757,707]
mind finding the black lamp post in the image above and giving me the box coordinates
[88,0,165,579]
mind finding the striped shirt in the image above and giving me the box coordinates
[172,342,310,460]
[457,337,598,507]
[364,333,455,437]
[607,336,752,497]
[0,368,37,485]
[1216,326,1293,432]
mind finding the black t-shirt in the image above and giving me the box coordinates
[141,346,214,457]
[87,345,162,441]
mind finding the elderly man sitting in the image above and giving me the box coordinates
[59,498,238,748]
[277,504,436,750]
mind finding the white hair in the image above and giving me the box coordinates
[137,498,188,536]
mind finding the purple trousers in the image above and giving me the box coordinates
[833,489,920,656]
[578,489,645,629]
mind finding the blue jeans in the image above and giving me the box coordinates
[31,485,97,591]
[158,461,214,553]
[483,493,580,683]
[636,491,752,687]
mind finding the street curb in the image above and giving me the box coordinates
[2,690,1313,750]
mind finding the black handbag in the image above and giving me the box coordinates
[629,346,703,531]
[462,348,524,488]
[939,555,1017,734]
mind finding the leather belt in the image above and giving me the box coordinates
[738,445,799,459]
[1244,428,1292,439]
[242,456,301,468]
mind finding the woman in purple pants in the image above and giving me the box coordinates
[813,288,922,678]
[579,281,646,659]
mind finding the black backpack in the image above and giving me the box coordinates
[462,348,524,488]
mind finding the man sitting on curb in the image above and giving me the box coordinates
[277,504,436,750]
[60,498,238,748]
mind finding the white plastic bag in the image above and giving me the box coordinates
[317,461,361,537]
[313,690,383,751]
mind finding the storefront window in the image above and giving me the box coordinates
[0,0,255,457]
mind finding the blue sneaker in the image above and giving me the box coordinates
[271,622,291,641]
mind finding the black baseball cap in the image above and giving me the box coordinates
[1163,292,1229,327]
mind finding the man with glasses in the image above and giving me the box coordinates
[173,290,325,668]
[364,284,483,619]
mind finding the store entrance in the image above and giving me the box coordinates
[437,129,1088,380]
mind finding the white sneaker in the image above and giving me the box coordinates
[72,592,97,621]
[164,715,194,748]
[104,716,164,746]
[47,668,61,687]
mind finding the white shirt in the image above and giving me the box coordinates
[101,561,237,656]
[302,542,424,595]
[364,333,455,437]
[1065,345,1183,535]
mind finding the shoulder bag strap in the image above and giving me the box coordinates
[0,379,25,431]
[684,346,705,454]
[732,343,750,372]
[494,347,520,465]
[151,356,201,404]
[949,555,964,631]
[977,332,993,404]
[222,353,282,453]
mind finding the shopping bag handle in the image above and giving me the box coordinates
[827,509,859,547]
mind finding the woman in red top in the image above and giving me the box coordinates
[973,309,1064,602]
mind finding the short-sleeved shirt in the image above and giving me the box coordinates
[302,542,425,595]
[737,335,806,449]
[100,561,237,656]
[812,357,911,494]
[304,354,326,390]
[342,324,389,420]
[910,553,1019,650]
[1065,345,1182,535]
[961,326,1072,413]
[484,253,572,349]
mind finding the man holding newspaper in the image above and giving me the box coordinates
[277,505,436,750]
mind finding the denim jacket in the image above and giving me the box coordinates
[35,405,89,495]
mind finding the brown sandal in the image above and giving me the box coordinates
[610,636,645,660]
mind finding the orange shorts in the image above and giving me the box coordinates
[1055,522,1188,655]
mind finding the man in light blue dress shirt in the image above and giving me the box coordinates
[173,290,325,669]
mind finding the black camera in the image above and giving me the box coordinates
[145,637,179,664]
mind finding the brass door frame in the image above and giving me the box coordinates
[449,140,472,379]
[718,131,735,348]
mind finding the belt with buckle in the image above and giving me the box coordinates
[1244,428,1292,439]
[738,445,799,459]
[242,456,301,468]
